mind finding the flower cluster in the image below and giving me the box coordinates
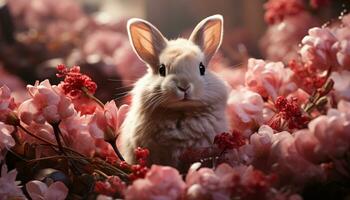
[57,64,97,99]
[214,131,245,150]
[267,96,310,131]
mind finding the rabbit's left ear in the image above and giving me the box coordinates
[189,15,223,63]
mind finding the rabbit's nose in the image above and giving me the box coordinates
[177,85,190,92]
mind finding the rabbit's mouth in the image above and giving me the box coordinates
[166,98,203,108]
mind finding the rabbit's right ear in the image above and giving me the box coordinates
[127,19,168,68]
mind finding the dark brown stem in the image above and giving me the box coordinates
[82,87,104,108]
[18,124,85,157]
[51,122,82,175]
[109,140,125,162]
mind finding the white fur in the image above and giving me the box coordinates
[120,15,229,168]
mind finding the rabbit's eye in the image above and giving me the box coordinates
[199,62,205,76]
[159,64,166,76]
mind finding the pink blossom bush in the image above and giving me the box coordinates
[18,80,75,124]
[0,123,16,161]
[227,87,264,136]
[299,27,338,70]
[185,162,295,200]
[113,43,146,86]
[260,11,319,63]
[245,58,296,100]
[59,113,96,157]
[89,101,128,140]
[295,101,350,163]
[330,70,350,101]
[125,165,186,200]
[0,85,17,124]
[26,180,68,200]
[247,125,324,186]
[0,165,25,199]
[7,0,84,29]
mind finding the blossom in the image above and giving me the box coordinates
[332,40,350,69]
[26,180,68,200]
[8,0,84,29]
[185,163,276,200]
[260,11,319,63]
[57,64,97,99]
[245,58,296,100]
[113,42,146,86]
[214,131,245,150]
[59,113,96,157]
[88,101,129,140]
[299,27,338,70]
[0,164,25,199]
[18,79,75,124]
[267,96,310,131]
[94,176,126,198]
[125,165,186,200]
[288,60,327,94]
[227,87,264,136]
[269,131,324,185]
[298,104,350,162]
[84,31,126,58]
[330,70,350,101]
[249,125,275,159]
[264,0,305,24]
[0,123,16,161]
[0,85,17,124]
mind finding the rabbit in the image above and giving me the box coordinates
[119,15,229,169]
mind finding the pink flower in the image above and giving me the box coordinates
[0,85,17,124]
[294,129,323,164]
[245,58,296,100]
[330,70,350,101]
[0,66,29,102]
[185,163,231,199]
[59,113,96,157]
[185,163,276,200]
[227,87,264,136]
[264,0,305,24]
[26,180,68,200]
[18,80,75,124]
[125,165,186,200]
[303,106,350,161]
[299,27,338,70]
[0,123,16,161]
[269,131,324,185]
[84,31,126,58]
[0,164,25,199]
[214,131,245,150]
[249,125,275,158]
[94,176,126,198]
[260,11,319,63]
[8,0,84,29]
[332,40,350,69]
[88,101,129,140]
[113,43,146,86]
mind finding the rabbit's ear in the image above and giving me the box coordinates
[127,18,168,68]
[189,15,223,63]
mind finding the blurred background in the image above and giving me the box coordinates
[0,0,348,103]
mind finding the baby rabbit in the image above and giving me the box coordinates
[119,15,229,168]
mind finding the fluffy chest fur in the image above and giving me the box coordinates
[120,103,228,168]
